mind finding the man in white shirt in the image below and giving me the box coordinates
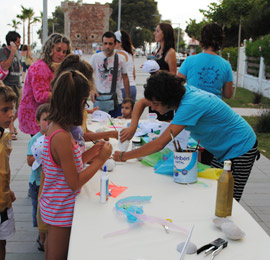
[90,31,130,117]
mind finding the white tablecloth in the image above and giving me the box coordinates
[68,122,270,260]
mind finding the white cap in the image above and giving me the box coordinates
[142,60,160,73]
[114,31,122,42]
[31,135,45,171]
[224,160,231,171]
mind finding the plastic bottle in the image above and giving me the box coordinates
[100,166,109,203]
[215,160,234,217]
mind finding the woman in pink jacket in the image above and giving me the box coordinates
[18,33,71,135]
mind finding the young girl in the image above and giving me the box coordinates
[39,69,112,259]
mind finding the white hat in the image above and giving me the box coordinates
[91,110,111,122]
[142,60,160,73]
[114,31,122,42]
[31,135,45,171]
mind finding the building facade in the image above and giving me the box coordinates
[61,1,111,54]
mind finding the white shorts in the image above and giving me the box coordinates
[0,207,15,240]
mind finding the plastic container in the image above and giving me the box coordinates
[173,151,198,184]
[132,137,143,161]
[100,166,109,203]
[215,160,234,217]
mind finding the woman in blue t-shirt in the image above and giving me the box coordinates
[178,23,233,99]
[113,72,259,201]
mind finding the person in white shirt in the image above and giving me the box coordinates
[114,30,136,101]
[90,31,130,117]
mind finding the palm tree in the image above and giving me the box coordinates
[18,6,40,45]
[7,19,21,31]
[17,6,28,44]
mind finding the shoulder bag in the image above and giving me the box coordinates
[94,53,119,113]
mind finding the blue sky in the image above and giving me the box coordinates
[0,0,217,47]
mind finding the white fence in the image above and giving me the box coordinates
[234,45,270,98]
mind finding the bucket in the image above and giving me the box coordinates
[173,151,198,184]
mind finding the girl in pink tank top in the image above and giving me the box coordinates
[40,67,112,259]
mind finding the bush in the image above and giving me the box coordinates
[256,110,270,133]
[253,92,263,104]
[246,35,270,65]
[221,47,238,71]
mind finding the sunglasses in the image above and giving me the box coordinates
[83,99,90,108]
[103,57,108,72]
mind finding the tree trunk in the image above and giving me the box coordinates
[233,16,242,99]
[28,19,31,45]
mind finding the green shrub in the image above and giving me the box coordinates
[253,92,263,104]
[221,47,238,71]
[245,35,270,65]
[256,110,270,133]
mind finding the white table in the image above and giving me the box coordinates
[68,122,270,260]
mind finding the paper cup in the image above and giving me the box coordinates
[173,151,198,184]
[118,130,130,152]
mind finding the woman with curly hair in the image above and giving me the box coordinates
[18,33,71,136]
[178,23,233,99]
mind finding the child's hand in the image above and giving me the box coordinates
[97,142,112,162]
[10,190,16,202]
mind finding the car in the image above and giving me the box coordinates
[176,52,186,67]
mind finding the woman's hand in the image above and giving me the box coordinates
[112,151,126,162]
[120,127,136,142]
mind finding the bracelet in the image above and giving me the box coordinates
[120,152,125,162]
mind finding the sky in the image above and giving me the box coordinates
[0,0,218,48]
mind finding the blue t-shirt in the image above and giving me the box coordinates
[27,132,42,185]
[172,86,256,162]
[179,53,233,98]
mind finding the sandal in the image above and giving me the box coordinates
[36,237,44,252]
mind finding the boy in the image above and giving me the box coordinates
[119,98,134,119]
[27,103,49,251]
[0,84,16,260]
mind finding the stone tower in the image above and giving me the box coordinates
[61,1,111,54]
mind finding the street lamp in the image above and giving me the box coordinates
[43,0,48,44]
[117,0,121,31]
[172,23,181,53]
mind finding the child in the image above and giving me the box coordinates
[26,103,50,251]
[39,69,112,259]
[0,84,16,260]
[119,98,134,119]
[52,54,118,142]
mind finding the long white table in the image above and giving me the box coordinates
[68,122,270,260]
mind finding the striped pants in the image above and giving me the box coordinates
[211,141,259,202]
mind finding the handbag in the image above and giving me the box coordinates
[25,55,33,66]
[94,53,119,112]
[0,48,9,81]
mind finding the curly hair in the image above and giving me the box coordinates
[144,71,186,109]
[158,23,175,54]
[51,54,94,91]
[200,23,224,52]
[40,33,71,70]
[48,70,90,129]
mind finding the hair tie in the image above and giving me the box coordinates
[71,70,76,77]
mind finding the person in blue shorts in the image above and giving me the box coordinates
[113,72,259,201]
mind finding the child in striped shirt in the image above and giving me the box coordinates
[39,68,112,259]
